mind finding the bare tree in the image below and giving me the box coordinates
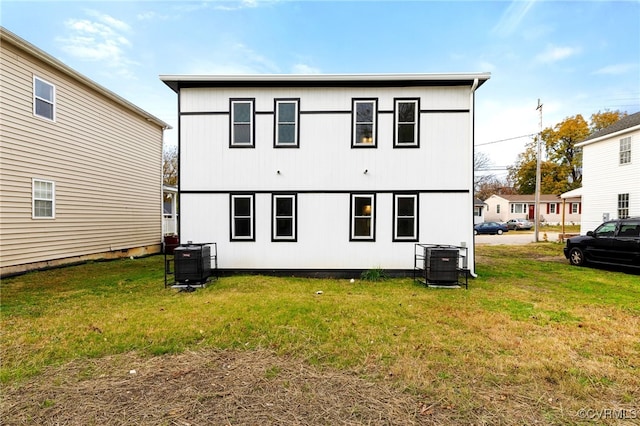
[163,145,178,186]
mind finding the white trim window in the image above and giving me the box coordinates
[549,203,558,214]
[32,179,55,219]
[272,194,297,241]
[230,99,254,147]
[511,203,527,214]
[230,194,255,240]
[571,203,580,214]
[393,193,418,241]
[394,99,419,147]
[350,194,375,240]
[352,99,377,147]
[274,99,299,147]
[620,137,631,165]
[618,193,629,219]
[34,76,55,121]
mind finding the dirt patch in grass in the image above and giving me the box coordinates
[1,349,440,425]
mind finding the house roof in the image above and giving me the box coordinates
[491,194,561,203]
[1,27,171,130]
[560,187,582,199]
[160,73,491,93]
[577,111,640,146]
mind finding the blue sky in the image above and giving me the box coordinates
[3,0,639,177]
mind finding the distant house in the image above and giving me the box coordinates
[474,198,487,224]
[484,193,581,225]
[576,111,640,233]
[0,27,170,277]
[161,73,490,276]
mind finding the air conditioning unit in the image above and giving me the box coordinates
[425,248,458,283]
[174,244,211,284]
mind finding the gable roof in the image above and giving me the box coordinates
[578,111,640,146]
[1,26,171,130]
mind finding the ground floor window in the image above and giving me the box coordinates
[511,203,527,214]
[393,193,418,241]
[32,178,55,219]
[272,194,297,241]
[230,194,255,240]
[571,203,580,214]
[618,193,629,219]
[350,193,375,240]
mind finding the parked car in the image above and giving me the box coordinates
[564,218,640,270]
[474,222,509,235]
[506,218,533,230]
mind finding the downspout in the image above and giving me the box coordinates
[469,78,479,278]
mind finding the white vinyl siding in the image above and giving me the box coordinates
[33,76,55,121]
[32,179,54,218]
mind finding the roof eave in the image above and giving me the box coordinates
[577,124,640,147]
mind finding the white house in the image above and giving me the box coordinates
[484,193,581,225]
[160,73,490,276]
[577,111,640,233]
[474,198,487,224]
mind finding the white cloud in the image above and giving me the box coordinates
[592,63,637,75]
[57,10,138,79]
[291,63,321,74]
[535,45,580,63]
[492,0,538,37]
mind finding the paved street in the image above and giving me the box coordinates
[475,231,563,245]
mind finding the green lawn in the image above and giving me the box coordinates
[1,243,638,424]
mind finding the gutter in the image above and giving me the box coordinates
[469,78,479,278]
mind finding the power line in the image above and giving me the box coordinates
[475,133,536,147]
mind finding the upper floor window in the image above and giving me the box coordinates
[34,76,55,121]
[393,193,418,241]
[618,193,629,219]
[230,194,255,240]
[272,194,297,241]
[620,137,631,165]
[32,179,55,219]
[230,99,254,147]
[274,99,299,148]
[350,194,375,240]
[394,99,419,147]
[352,99,377,148]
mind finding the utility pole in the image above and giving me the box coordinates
[535,99,543,243]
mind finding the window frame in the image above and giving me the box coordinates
[571,203,580,214]
[351,98,378,148]
[230,193,255,241]
[393,98,420,148]
[32,178,55,219]
[350,193,376,241]
[272,193,297,241]
[274,99,300,148]
[620,137,631,165]
[229,99,255,148]
[511,203,527,214]
[618,193,629,219]
[33,76,55,121]
[393,193,418,242]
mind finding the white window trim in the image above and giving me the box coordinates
[352,99,377,148]
[33,76,55,122]
[274,99,299,148]
[230,99,255,147]
[230,194,255,240]
[272,194,297,241]
[350,193,375,241]
[571,203,579,214]
[394,99,419,147]
[32,178,55,219]
[393,193,418,241]
[620,137,631,165]
[511,203,527,214]
[618,193,629,219]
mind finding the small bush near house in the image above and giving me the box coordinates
[360,267,388,281]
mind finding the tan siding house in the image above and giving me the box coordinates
[484,194,581,225]
[0,27,170,276]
